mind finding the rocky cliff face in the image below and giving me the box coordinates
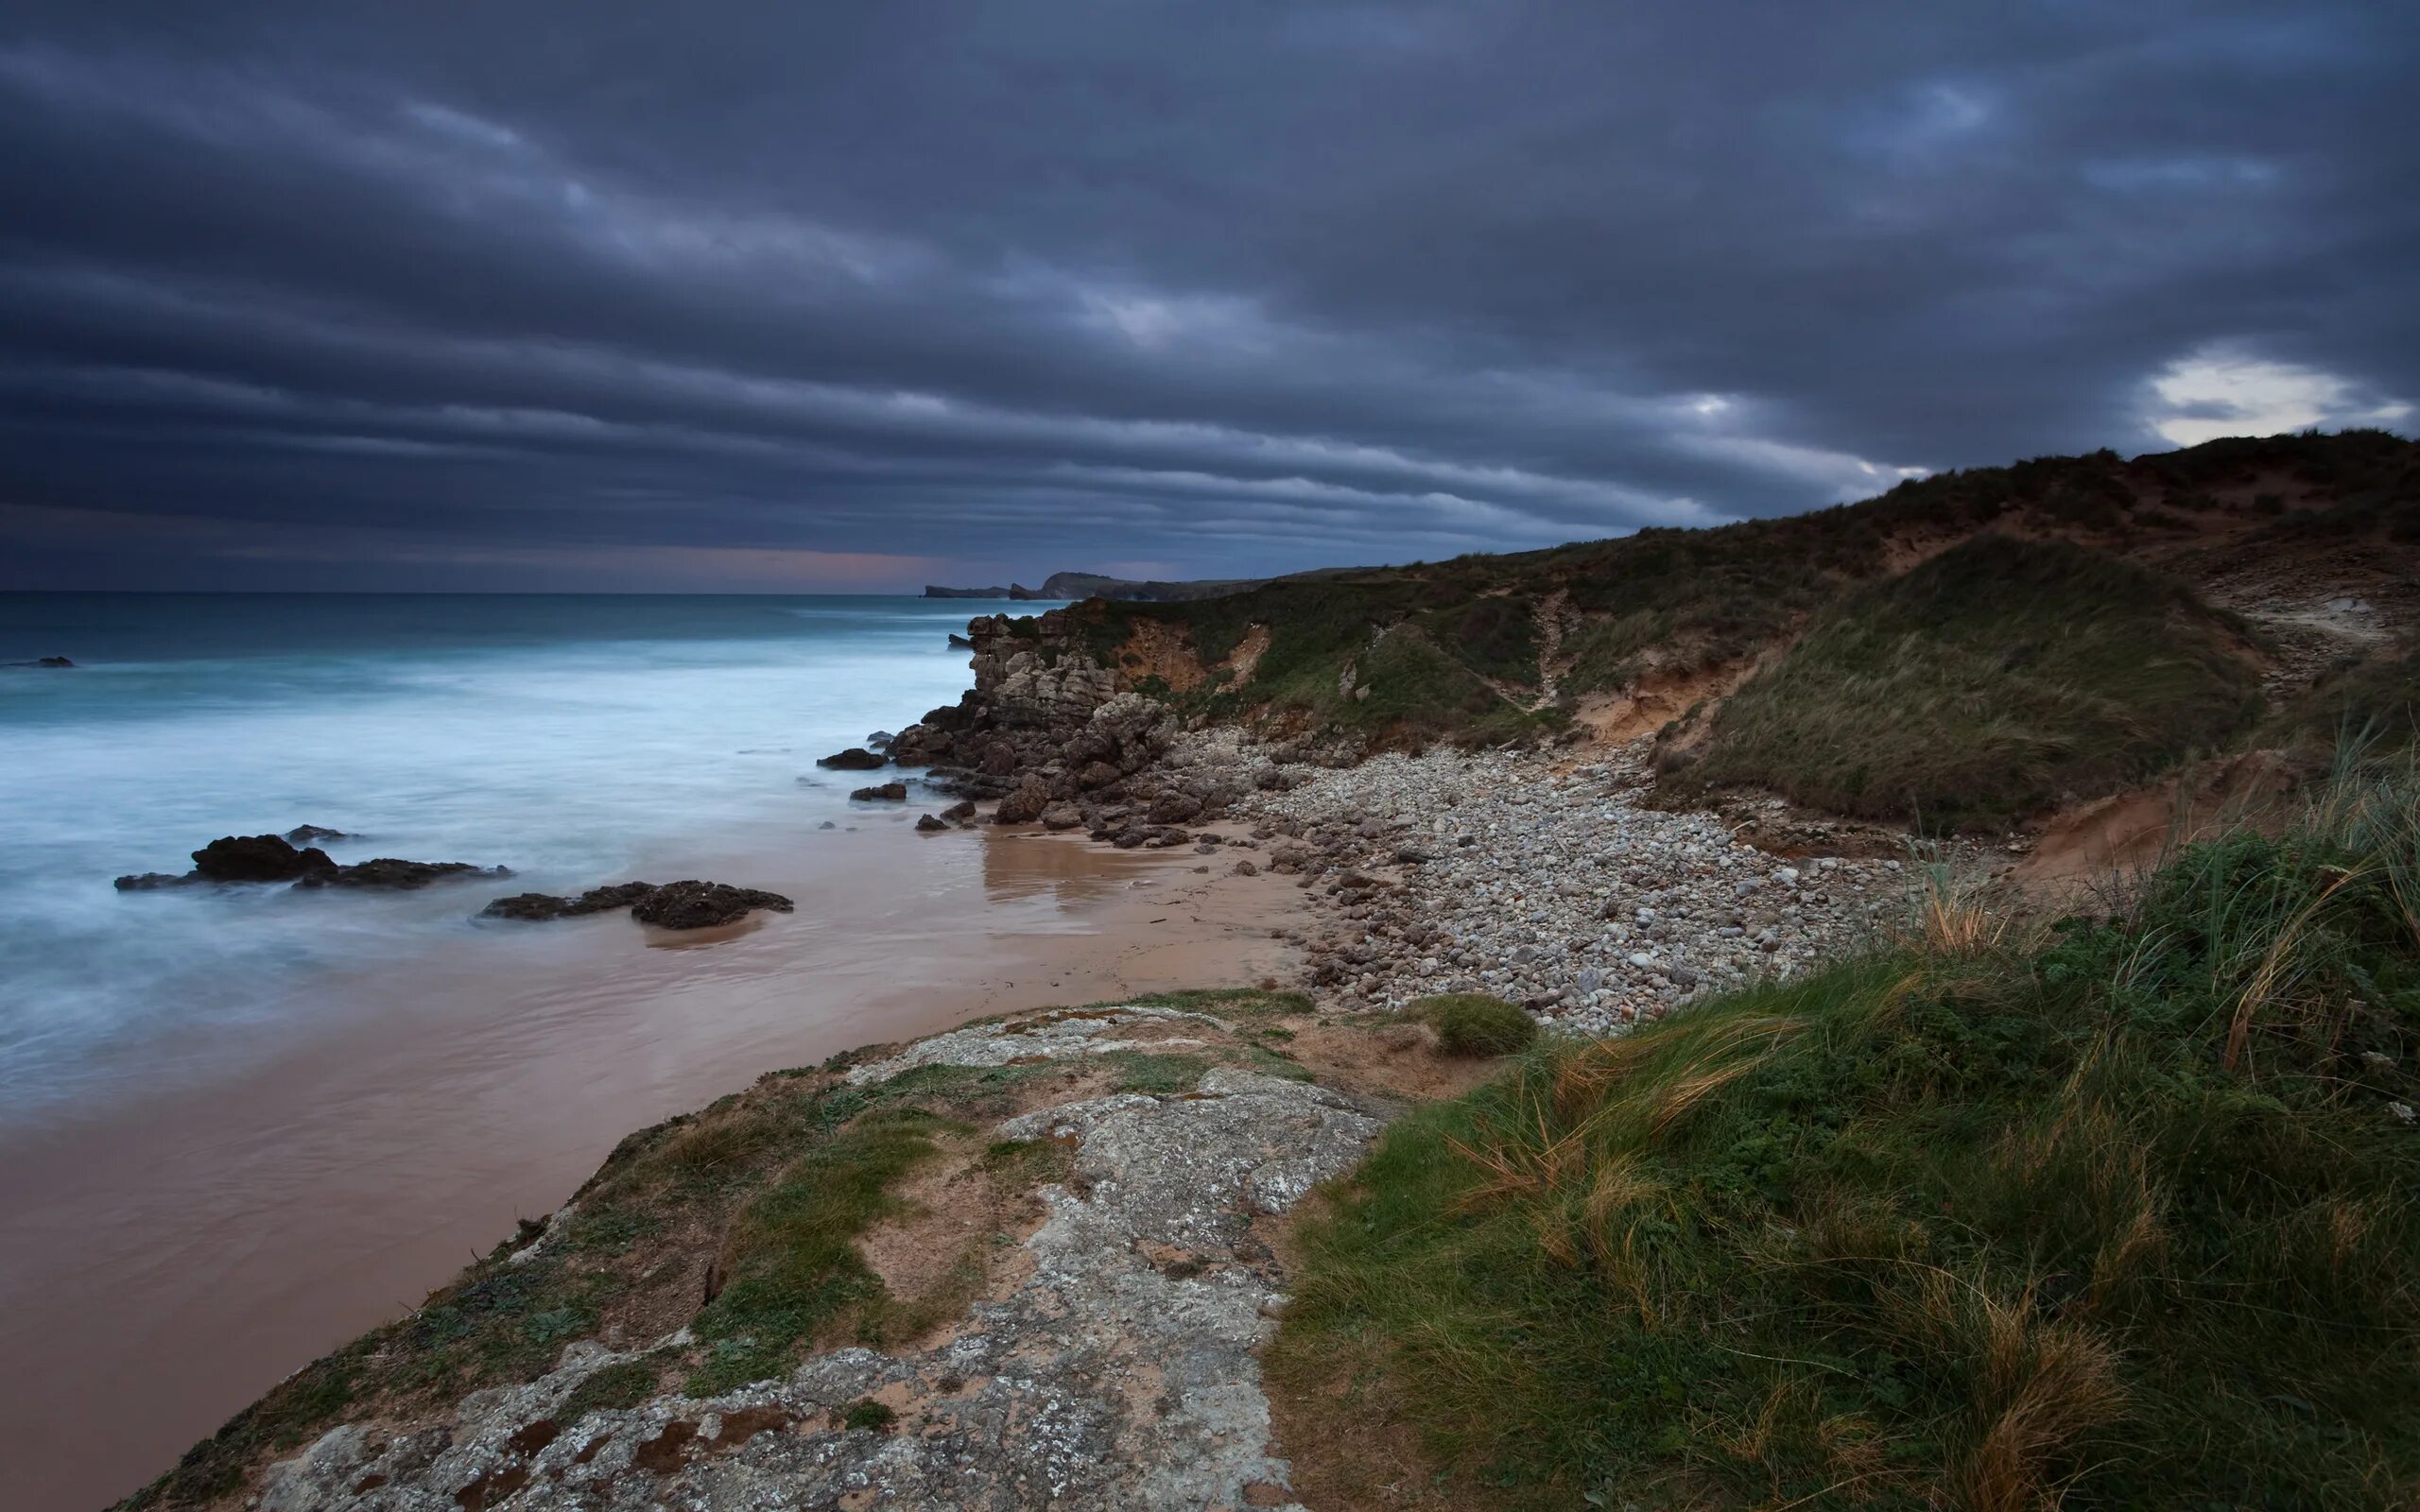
[884,610,1288,843]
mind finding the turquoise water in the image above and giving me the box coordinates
[0,593,1021,1115]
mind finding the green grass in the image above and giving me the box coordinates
[685,1108,957,1394]
[1277,778,2420,1510]
[1412,993,1541,1057]
[559,1356,666,1420]
[1664,536,2265,829]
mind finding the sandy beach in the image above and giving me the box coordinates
[0,817,1300,1511]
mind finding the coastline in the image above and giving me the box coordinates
[4,818,1303,1512]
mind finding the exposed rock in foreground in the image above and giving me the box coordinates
[231,1006,1388,1512]
[114,834,510,892]
[480,881,793,930]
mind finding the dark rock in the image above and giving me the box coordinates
[22,656,75,668]
[865,730,896,749]
[915,814,949,832]
[815,747,887,770]
[1145,792,1203,826]
[629,881,792,929]
[941,800,977,823]
[113,871,196,891]
[189,833,333,883]
[480,882,658,921]
[850,782,909,801]
[284,825,350,845]
[994,773,1052,824]
[1233,860,1259,877]
[1040,802,1084,831]
[296,858,511,890]
[1393,846,1434,865]
[947,633,975,649]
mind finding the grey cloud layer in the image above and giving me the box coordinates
[2,1,2413,588]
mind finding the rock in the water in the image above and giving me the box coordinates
[16,655,75,668]
[284,825,349,845]
[947,632,975,649]
[479,882,658,921]
[190,833,335,883]
[482,881,786,929]
[629,880,794,930]
[123,834,505,892]
[294,858,511,890]
[815,747,886,770]
[112,871,195,891]
[915,813,949,832]
[940,799,977,823]
[850,782,909,801]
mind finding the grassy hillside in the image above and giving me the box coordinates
[1656,536,2266,830]
[1063,429,2412,821]
[1273,776,2420,1509]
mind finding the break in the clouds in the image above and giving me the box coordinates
[0,3,2413,591]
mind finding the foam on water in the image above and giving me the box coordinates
[0,593,1021,1118]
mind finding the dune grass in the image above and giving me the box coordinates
[1664,536,2265,829]
[1412,992,1541,1057]
[1274,775,2420,1510]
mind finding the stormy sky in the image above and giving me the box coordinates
[2,3,2414,592]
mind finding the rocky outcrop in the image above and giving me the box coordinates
[481,881,791,930]
[814,747,886,770]
[244,1008,1381,1512]
[115,834,508,891]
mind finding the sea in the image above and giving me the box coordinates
[0,592,1017,1125]
[0,591,1146,1508]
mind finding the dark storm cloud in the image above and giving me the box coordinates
[1,1,2413,589]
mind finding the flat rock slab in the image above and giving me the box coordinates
[258,1023,1382,1512]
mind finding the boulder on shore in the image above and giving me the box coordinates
[480,880,791,930]
[816,747,887,770]
[915,814,949,832]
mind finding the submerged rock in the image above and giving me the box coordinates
[8,655,75,668]
[815,747,886,770]
[284,824,349,845]
[481,880,791,930]
[849,782,908,801]
[294,859,512,890]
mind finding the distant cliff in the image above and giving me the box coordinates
[922,572,1268,602]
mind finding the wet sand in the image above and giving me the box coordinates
[0,817,1299,1510]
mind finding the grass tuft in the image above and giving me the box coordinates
[1412,993,1541,1057]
